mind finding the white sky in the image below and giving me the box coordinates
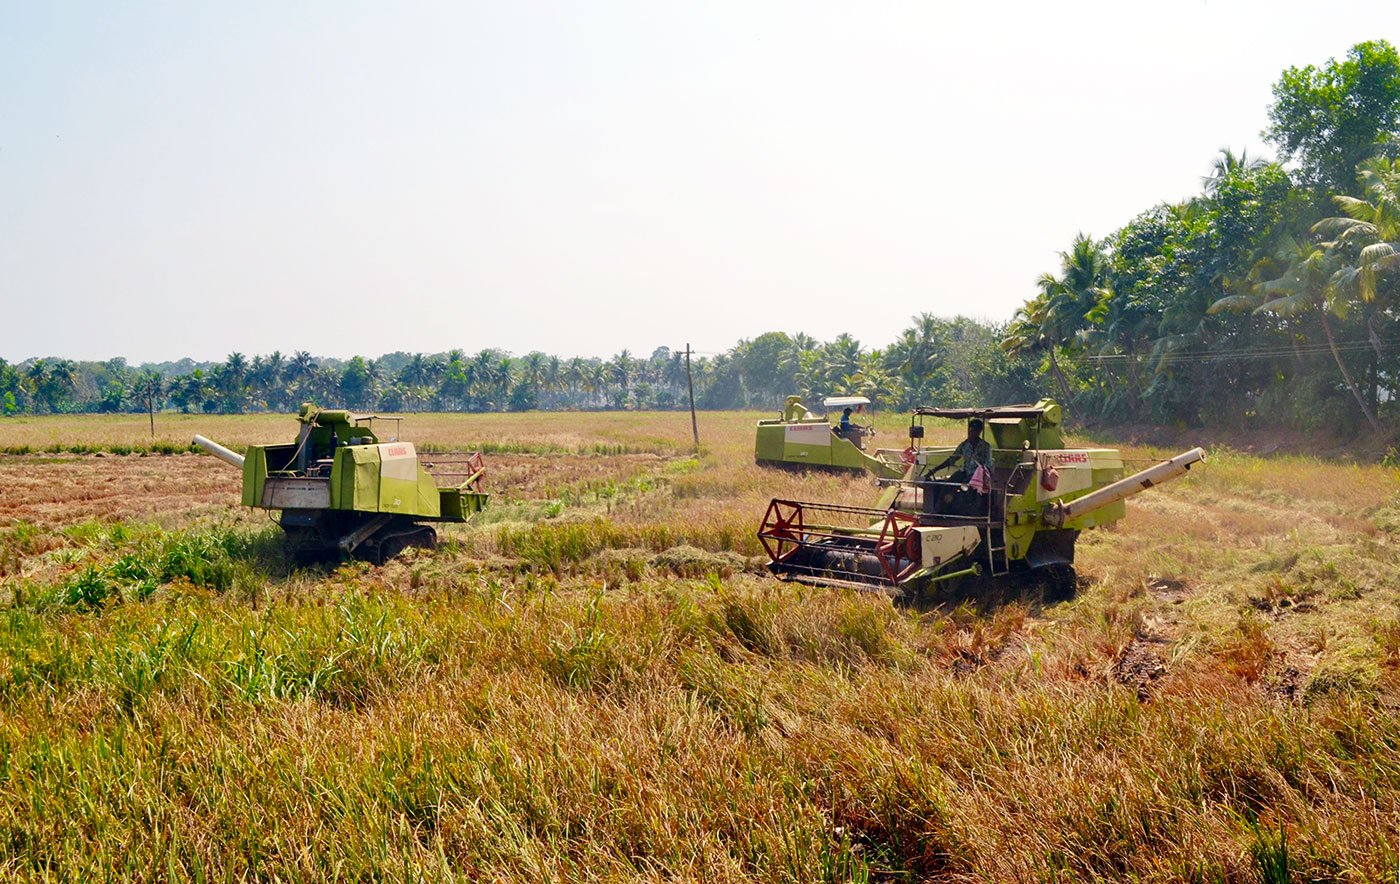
[2,1,1397,363]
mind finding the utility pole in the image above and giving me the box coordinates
[684,343,699,452]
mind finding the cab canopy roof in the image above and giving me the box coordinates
[822,396,870,409]
[912,401,1058,421]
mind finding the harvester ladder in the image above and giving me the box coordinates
[984,487,1013,577]
[985,530,1010,577]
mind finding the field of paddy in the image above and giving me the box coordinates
[0,408,1397,881]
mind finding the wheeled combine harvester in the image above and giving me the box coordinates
[194,405,488,563]
[758,400,1204,600]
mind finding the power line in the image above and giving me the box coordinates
[1059,337,1388,369]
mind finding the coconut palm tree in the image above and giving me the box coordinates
[1002,234,1109,406]
[1003,288,1074,404]
[1202,147,1267,196]
[1314,156,1400,302]
[817,335,863,394]
[563,357,588,408]
[287,351,318,403]
[397,353,432,411]
[1249,235,1382,431]
[608,351,633,408]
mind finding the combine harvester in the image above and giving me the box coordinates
[757,399,1204,601]
[195,405,487,563]
[754,395,907,479]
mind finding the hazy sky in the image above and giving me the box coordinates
[3,2,1397,364]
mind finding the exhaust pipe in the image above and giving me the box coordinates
[192,435,245,468]
[1043,447,1205,528]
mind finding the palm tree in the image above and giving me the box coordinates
[24,360,49,413]
[263,350,286,409]
[817,335,863,393]
[1004,234,1109,405]
[495,357,515,407]
[467,351,496,409]
[777,334,818,398]
[522,352,547,395]
[1246,235,1383,431]
[563,357,588,408]
[398,353,433,411]
[543,355,563,407]
[287,351,318,403]
[224,352,247,384]
[886,314,945,406]
[589,362,609,408]
[170,370,207,413]
[1003,289,1074,403]
[608,351,634,408]
[365,359,384,405]
[1314,156,1400,303]
[218,353,249,412]
[1202,147,1267,195]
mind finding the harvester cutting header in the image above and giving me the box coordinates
[195,405,488,563]
[758,398,1203,600]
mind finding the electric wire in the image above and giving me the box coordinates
[1056,337,1389,369]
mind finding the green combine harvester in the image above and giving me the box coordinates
[758,399,1204,600]
[754,395,907,479]
[194,405,488,563]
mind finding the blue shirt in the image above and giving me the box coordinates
[953,438,991,472]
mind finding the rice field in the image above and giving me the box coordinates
[0,409,1397,881]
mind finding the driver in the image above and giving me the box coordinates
[931,418,991,483]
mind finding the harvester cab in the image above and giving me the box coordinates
[754,395,908,479]
[194,405,488,563]
[758,398,1204,600]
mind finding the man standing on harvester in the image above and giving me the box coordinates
[932,418,992,483]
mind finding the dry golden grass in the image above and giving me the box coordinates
[0,409,1397,880]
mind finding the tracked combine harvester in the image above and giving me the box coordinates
[758,399,1203,600]
[754,396,908,480]
[195,405,488,563]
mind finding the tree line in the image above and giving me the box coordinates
[0,320,1041,418]
[5,41,1398,432]
[1006,40,1400,434]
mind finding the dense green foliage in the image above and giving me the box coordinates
[1009,40,1400,432]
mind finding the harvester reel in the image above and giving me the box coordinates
[875,510,919,585]
[758,499,805,563]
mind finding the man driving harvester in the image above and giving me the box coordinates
[932,418,992,482]
[928,419,993,514]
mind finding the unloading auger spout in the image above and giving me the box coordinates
[1042,447,1205,529]
[192,435,245,468]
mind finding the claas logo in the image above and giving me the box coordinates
[385,445,409,457]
